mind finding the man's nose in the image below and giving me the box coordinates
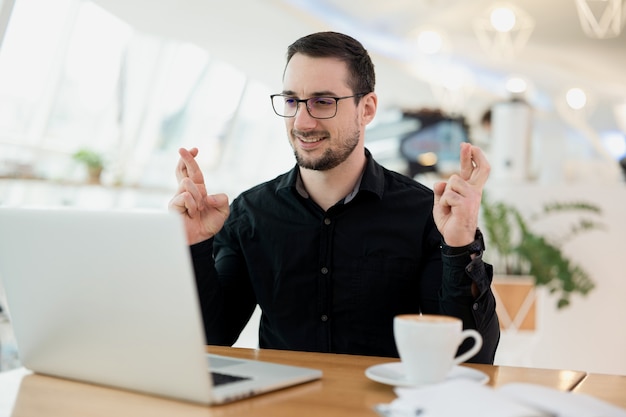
[293,102,317,129]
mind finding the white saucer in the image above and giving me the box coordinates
[365,362,489,387]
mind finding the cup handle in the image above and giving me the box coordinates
[452,329,483,365]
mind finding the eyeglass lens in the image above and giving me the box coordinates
[272,96,338,119]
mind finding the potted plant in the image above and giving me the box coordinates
[480,193,605,328]
[72,148,104,184]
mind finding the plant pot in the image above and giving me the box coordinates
[492,275,537,331]
[87,166,103,185]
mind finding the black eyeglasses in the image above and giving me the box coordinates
[270,92,368,119]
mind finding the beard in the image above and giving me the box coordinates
[291,127,360,171]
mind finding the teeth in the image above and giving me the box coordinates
[301,137,322,143]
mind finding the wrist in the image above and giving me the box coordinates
[441,228,485,257]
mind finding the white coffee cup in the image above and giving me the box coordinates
[393,314,483,385]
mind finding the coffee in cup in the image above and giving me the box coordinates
[393,314,483,385]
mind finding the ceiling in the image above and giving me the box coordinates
[93,0,626,130]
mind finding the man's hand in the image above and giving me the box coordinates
[433,143,490,247]
[168,148,230,245]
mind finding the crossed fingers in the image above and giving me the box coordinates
[175,148,208,214]
[459,143,490,187]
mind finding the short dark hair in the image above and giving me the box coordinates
[285,32,375,98]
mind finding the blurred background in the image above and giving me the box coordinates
[0,0,625,376]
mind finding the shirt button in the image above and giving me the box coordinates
[320,315,328,322]
[324,218,331,225]
[321,267,329,274]
[473,303,479,311]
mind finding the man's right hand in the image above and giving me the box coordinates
[168,147,230,245]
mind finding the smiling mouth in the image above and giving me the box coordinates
[299,136,325,143]
[292,129,329,146]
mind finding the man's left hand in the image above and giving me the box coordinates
[433,143,490,247]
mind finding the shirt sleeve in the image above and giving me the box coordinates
[439,248,500,364]
[189,235,257,346]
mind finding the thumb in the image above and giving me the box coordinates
[205,194,230,225]
[433,181,446,205]
[206,193,229,209]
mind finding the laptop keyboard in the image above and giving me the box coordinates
[211,371,251,387]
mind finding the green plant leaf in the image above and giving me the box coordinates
[480,192,604,309]
[72,149,104,169]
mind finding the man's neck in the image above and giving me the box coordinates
[299,149,367,211]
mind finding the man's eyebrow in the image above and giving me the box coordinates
[281,90,338,97]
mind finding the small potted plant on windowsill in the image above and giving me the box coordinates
[480,193,605,330]
[72,148,104,185]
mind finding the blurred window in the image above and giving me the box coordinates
[0,0,287,195]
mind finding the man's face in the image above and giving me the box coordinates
[281,54,371,171]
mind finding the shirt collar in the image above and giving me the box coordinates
[276,148,385,201]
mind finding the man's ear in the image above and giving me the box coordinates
[361,92,377,125]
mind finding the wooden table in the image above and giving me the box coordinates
[0,346,591,417]
[573,373,626,409]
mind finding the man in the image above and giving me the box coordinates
[169,32,499,363]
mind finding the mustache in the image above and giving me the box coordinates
[291,129,330,138]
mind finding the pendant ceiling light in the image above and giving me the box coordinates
[575,0,625,39]
[473,3,534,60]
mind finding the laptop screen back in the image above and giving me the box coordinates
[0,208,215,403]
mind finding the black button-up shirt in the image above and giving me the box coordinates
[190,150,499,363]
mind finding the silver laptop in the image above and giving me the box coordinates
[0,207,321,405]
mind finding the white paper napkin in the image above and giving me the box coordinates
[499,383,626,417]
[378,379,626,417]
[385,379,548,417]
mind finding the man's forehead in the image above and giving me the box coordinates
[283,54,350,94]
